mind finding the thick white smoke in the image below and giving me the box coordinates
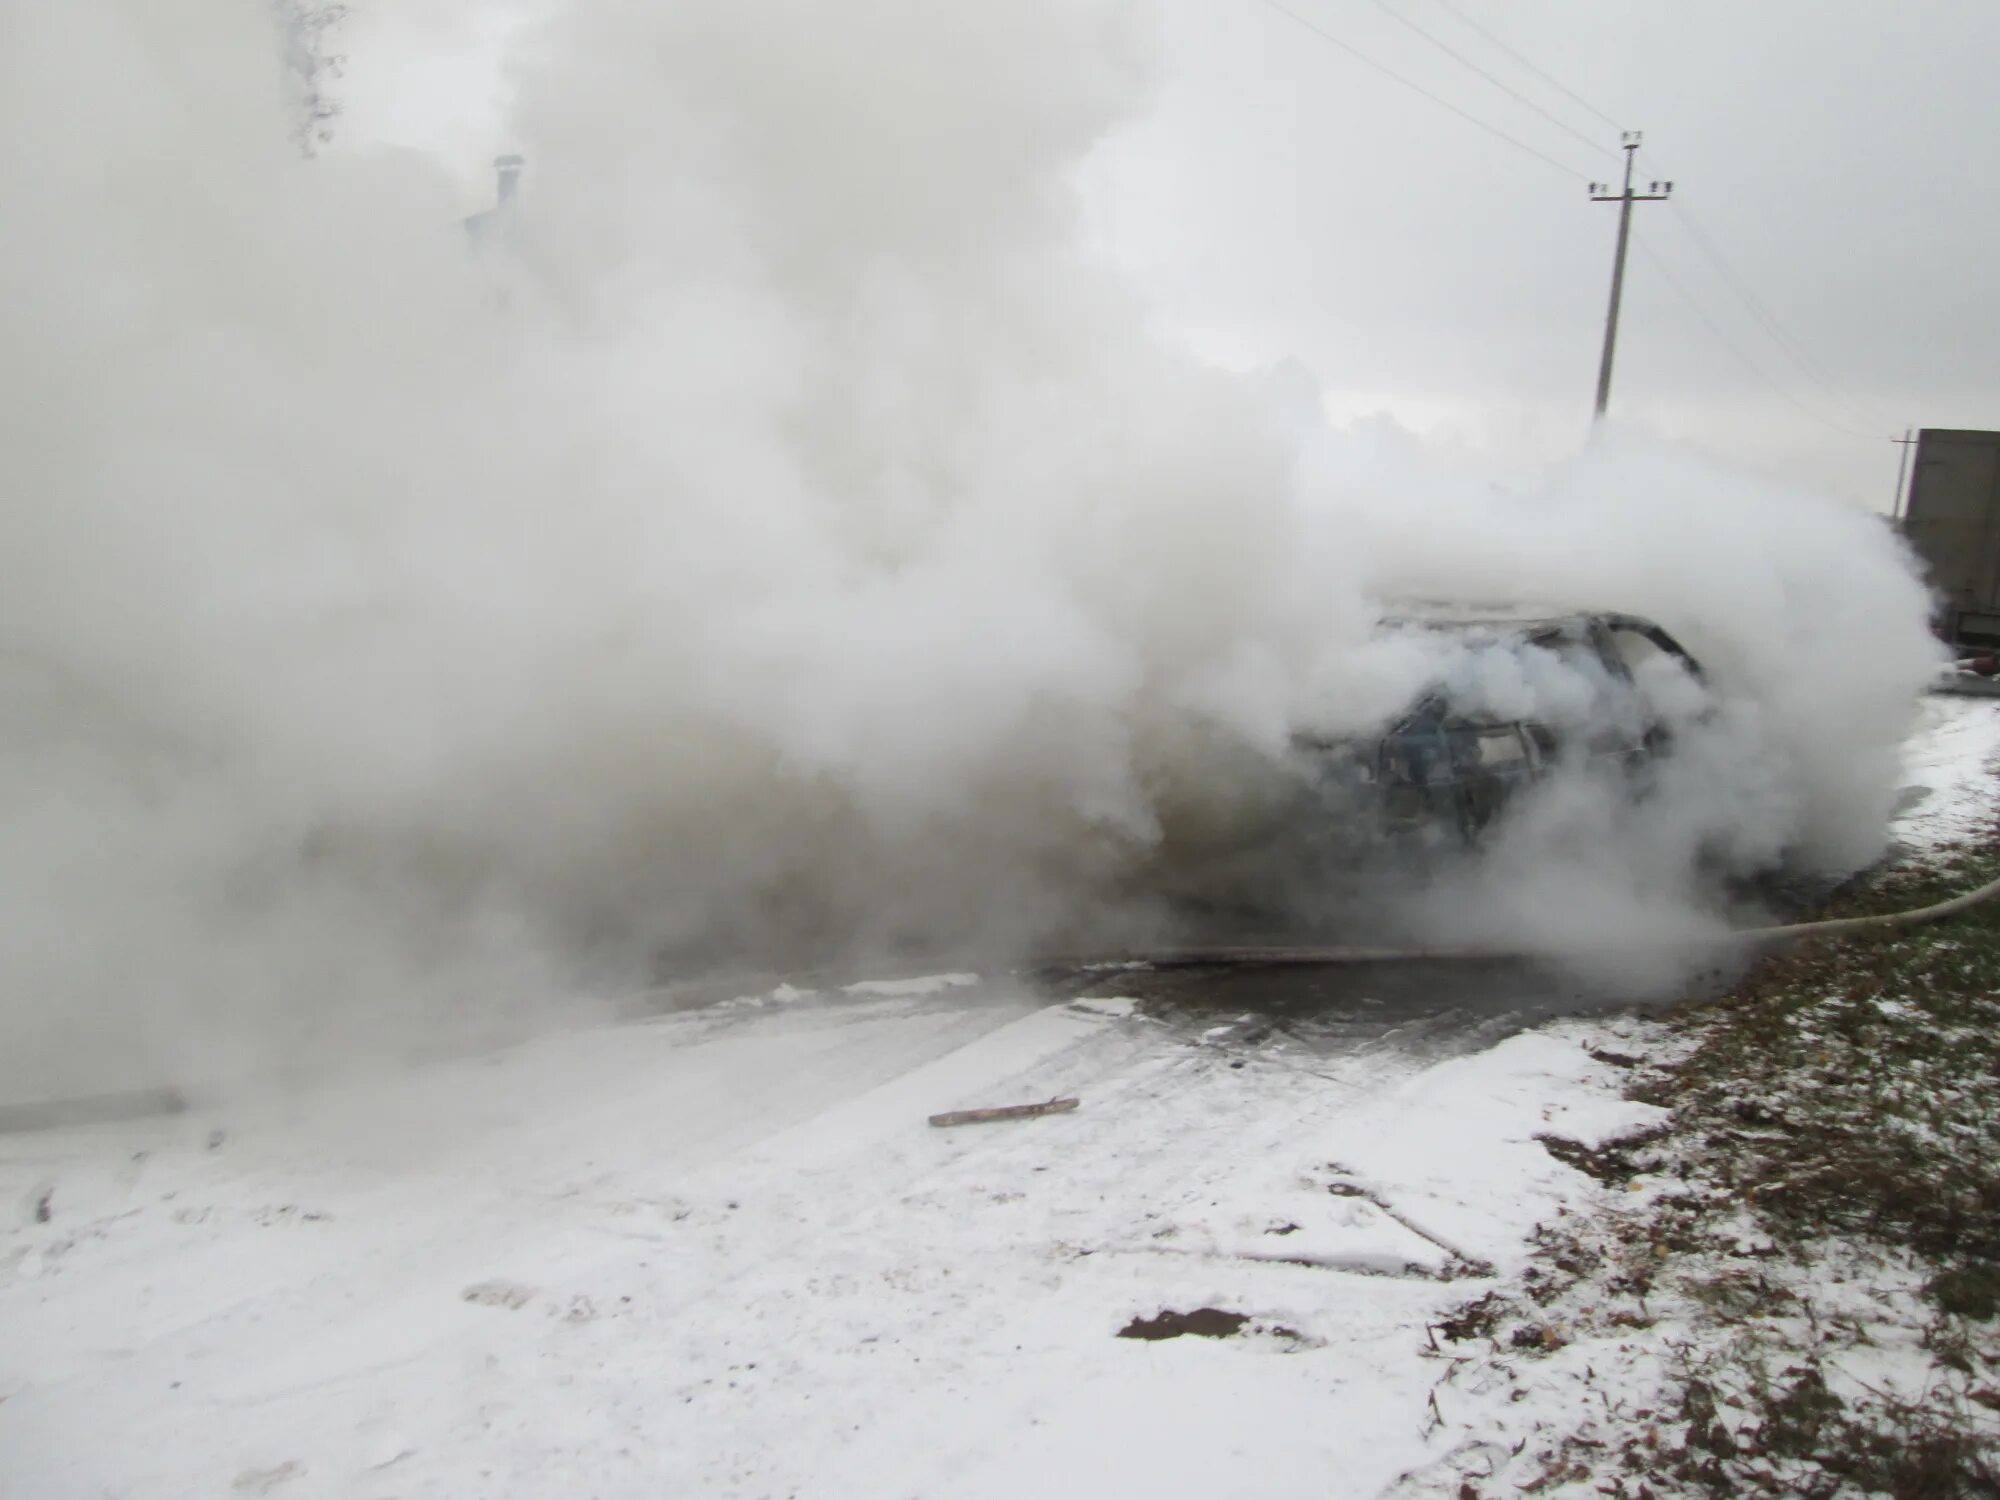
[0,1,1939,1098]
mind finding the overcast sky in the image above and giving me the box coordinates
[339,0,2000,511]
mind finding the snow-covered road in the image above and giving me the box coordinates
[0,972,1669,1498]
[5,698,1997,1499]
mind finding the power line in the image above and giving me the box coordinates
[1641,240,1886,440]
[1383,4,1889,434]
[1251,0,1596,182]
[1634,239,1890,441]
[1659,190,1900,434]
[1378,8,1886,434]
[1363,0,1616,163]
[1249,0,1896,441]
[1421,0,1626,135]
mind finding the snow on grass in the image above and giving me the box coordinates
[1386,704,2000,1497]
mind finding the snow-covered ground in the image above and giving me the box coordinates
[1893,691,2000,852]
[4,699,1996,1499]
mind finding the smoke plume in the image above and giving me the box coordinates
[0,1,1939,1097]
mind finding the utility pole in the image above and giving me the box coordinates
[1589,132,1672,420]
[1890,427,1918,519]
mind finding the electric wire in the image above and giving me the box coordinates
[1251,0,1596,182]
[1634,238,1890,441]
[1248,0,1895,444]
[1362,0,1617,163]
[1381,9,1900,438]
[1421,0,1626,135]
[1660,191,1902,434]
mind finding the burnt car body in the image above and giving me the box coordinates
[1298,606,1706,849]
[1135,604,1712,939]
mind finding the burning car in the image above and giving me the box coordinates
[1139,604,1714,937]
[1298,605,1708,848]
